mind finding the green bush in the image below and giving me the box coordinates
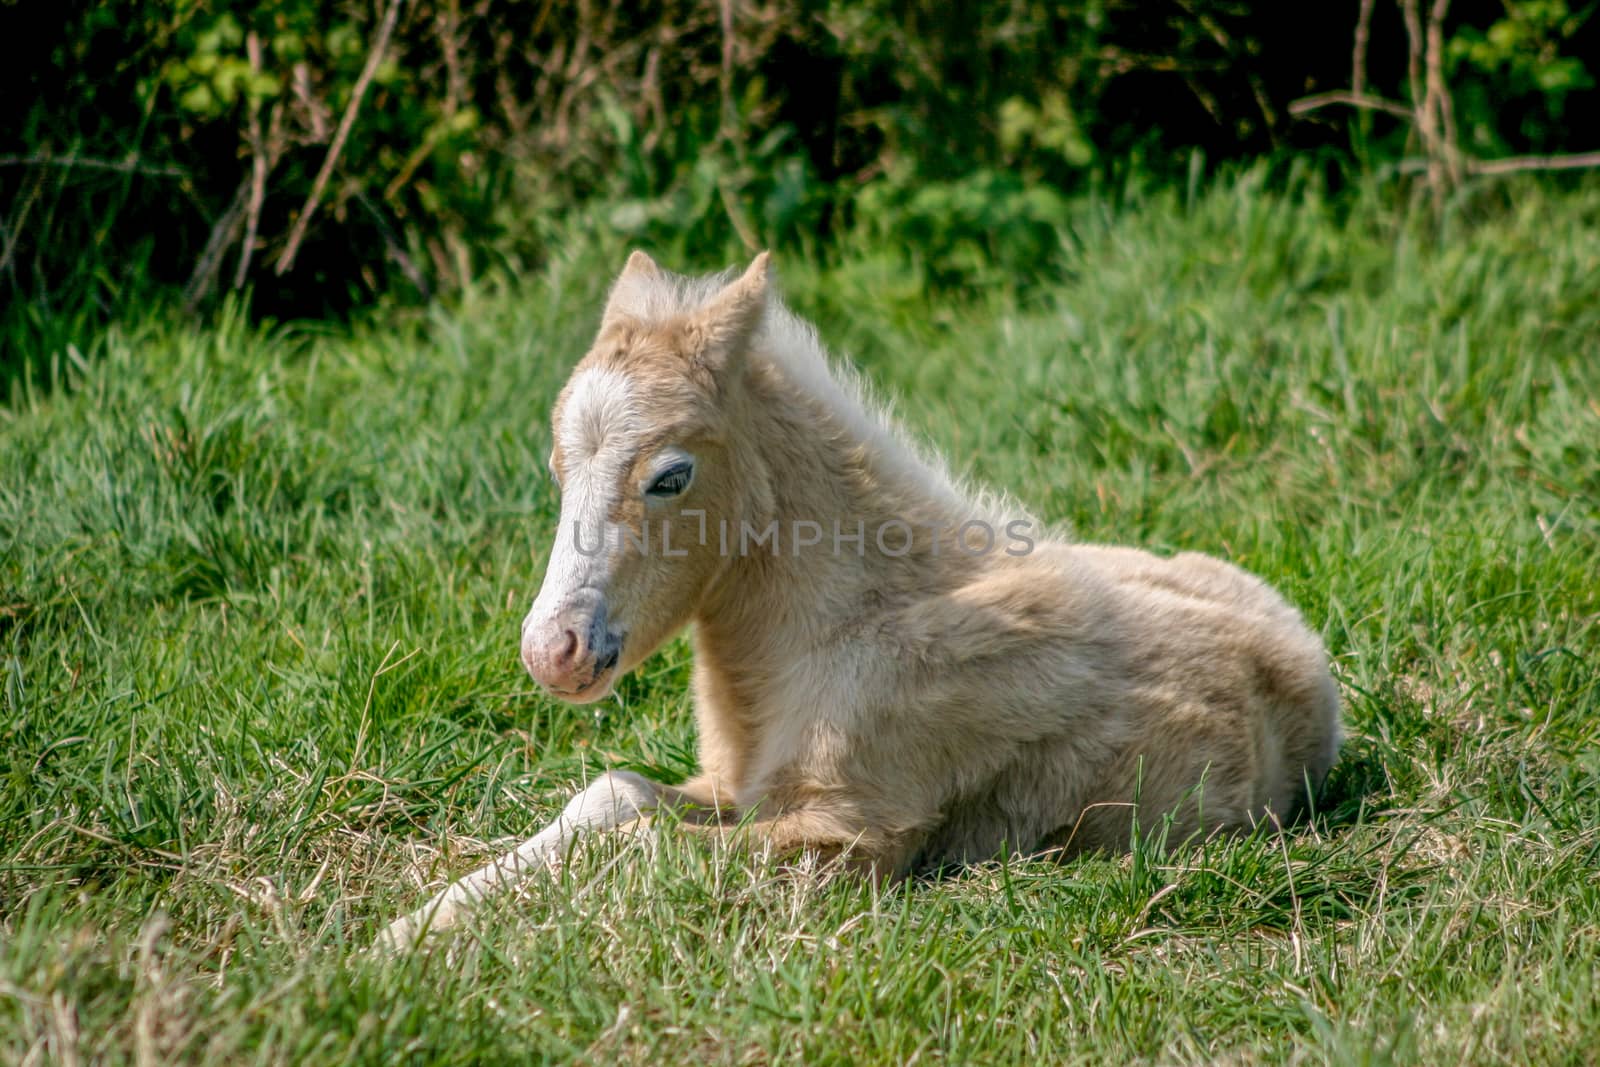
[2,0,1596,356]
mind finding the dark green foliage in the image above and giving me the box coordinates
[4,0,1597,355]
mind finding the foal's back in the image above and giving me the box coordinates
[901,541,1341,867]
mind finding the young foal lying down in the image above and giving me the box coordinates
[378,252,1341,950]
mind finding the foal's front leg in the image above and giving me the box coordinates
[375,770,672,953]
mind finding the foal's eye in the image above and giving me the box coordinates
[646,463,694,498]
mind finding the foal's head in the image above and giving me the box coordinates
[520,251,774,701]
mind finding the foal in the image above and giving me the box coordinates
[378,252,1341,950]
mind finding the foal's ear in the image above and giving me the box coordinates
[688,252,770,374]
[599,250,662,328]
[620,249,660,279]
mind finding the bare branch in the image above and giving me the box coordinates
[184,178,251,310]
[1400,0,1427,124]
[1289,91,1415,122]
[292,62,331,141]
[355,192,431,299]
[1469,151,1600,176]
[0,172,45,277]
[1425,0,1461,186]
[1401,0,1447,211]
[275,0,406,276]
[1352,0,1376,98]
[718,0,737,143]
[234,31,270,291]
[0,154,186,179]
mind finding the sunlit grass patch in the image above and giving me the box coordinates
[2,177,1598,1063]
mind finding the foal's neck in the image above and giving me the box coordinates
[693,347,979,683]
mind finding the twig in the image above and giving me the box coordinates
[382,131,443,203]
[234,31,270,290]
[0,206,13,282]
[292,62,331,140]
[275,0,406,276]
[0,170,44,276]
[1402,0,1450,211]
[1424,0,1461,186]
[436,0,467,118]
[0,153,187,179]
[718,0,737,143]
[1352,0,1376,99]
[1469,151,1600,175]
[183,177,250,309]
[639,43,666,154]
[1400,0,1427,137]
[355,192,432,298]
[1288,91,1414,122]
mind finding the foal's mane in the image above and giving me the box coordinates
[609,264,1017,523]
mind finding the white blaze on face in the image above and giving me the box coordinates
[524,367,640,635]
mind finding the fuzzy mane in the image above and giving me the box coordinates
[607,264,1016,524]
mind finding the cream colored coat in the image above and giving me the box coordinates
[378,252,1341,950]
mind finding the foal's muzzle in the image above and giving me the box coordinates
[521,590,624,703]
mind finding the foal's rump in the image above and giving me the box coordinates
[1060,543,1342,848]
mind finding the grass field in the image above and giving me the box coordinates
[3,174,1599,1064]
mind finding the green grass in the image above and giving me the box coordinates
[3,173,1599,1064]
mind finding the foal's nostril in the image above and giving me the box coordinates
[555,628,580,667]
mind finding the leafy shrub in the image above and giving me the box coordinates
[1,0,1596,358]
[1448,0,1596,154]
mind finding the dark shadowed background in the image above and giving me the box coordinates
[3,0,1596,346]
